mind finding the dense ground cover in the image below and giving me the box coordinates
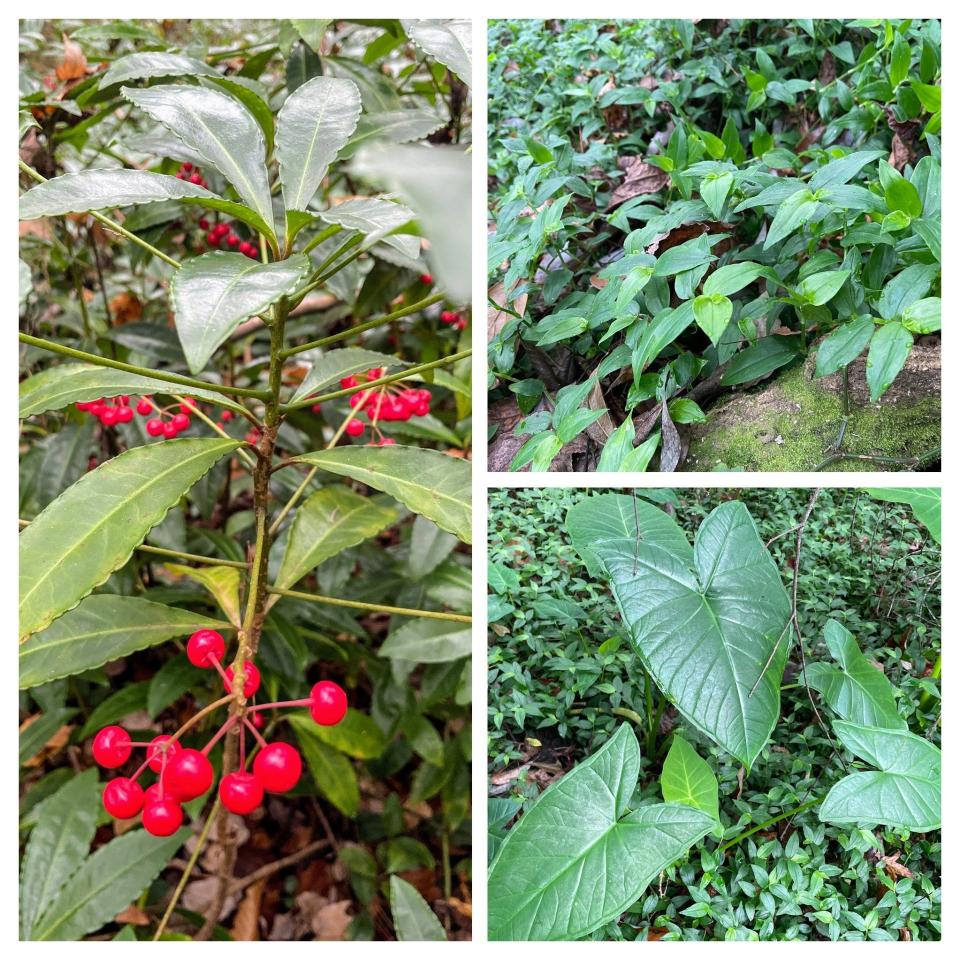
[20,18,471,941]
[487,20,941,471]
[488,487,940,940]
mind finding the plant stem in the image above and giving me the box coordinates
[265,585,472,623]
[19,332,269,401]
[300,222,343,256]
[153,797,221,940]
[720,797,820,853]
[19,159,181,269]
[279,294,444,359]
[281,349,472,411]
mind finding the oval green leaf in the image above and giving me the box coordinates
[291,347,408,403]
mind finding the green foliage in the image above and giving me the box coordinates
[20,17,470,941]
[488,19,941,471]
[488,487,940,940]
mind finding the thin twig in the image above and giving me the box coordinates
[228,839,331,895]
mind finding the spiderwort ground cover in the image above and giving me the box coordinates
[487,20,941,472]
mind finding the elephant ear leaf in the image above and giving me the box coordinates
[487,724,714,941]
[805,620,906,729]
[660,735,720,821]
[819,721,941,833]
[566,496,790,770]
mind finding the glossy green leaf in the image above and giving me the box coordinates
[291,710,386,761]
[509,432,563,472]
[805,620,905,729]
[877,264,938,320]
[814,317,875,378]
[819,721,941,833]
[18,362,245,418]
[276,76,362,213]
[797,269,849,306]
[379,619,471,662]
[203,76,275,154]
[864,488,940,544]
[19,169,216,220]
[122,85,275,242]
[807,149,886,189]
[701,171,733,219]
[318,197,419,259]
[763,187,818,248]
[566,495,790,769]
[693,293,733,346]
[19,769,100,940]
[341,109,445,158]
[487,724,714,940]
[702,261,765,297]
[19,437,240,640]
[390,876,446,941]
[291,347,407,403]
[31,828,189,941]
[164,563,242,626]
[170,251,309,373]
[293,721,360,817]
[866,321,912,402]
[652,241,716,278]
[294,445,471,543]
[660,735,720,821]
[901,297,941,334]
[19,594,227,689]
[99,52,217,88]
[275,486,396,590]
[721,336,800,386]
[402,19,472,85]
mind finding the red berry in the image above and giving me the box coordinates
[147,735,181,773]
[180,399,197,412]
[136,399,152,416]
[219,771,264,814]
[92,725,132,768]
[238,241,254,256]
[223,662,261,698]
[117,406,134,423]
[206,231,219,246]
[189,173,203,185]
[456,319,467,330]
[419,273,433,284]
[227,234,239,247]
[251,711,265,730]
[340,376,358,389]
[413,399,430,417]
[214,223,230,238]
[165,749,214,801]
[162,421,178,439]
[182,163,193,173]
[143,798,184,836]
[220,410,233,422]
[245,247,258,259]
[253,742,302,793]
[146,418,164,437]
[346,419,364,437]
[102,777,144,819]
[380,437,396,445]
[367,368,384,381]
[310,681,347,726]
[172,412,190,431]
[100,407,119,426]
[198,217,209,230]
[187,629,226,668]
[441,310,455,324]
[311,403,322,414]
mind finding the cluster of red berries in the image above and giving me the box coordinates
[335,368,432,445]
[199,218,259,259]
[174,162,208,189]
[441,310,467,331]
[75,394,195,439]
[93,629,347,836]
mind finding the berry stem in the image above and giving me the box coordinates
[265,585,472,623]
[280,349,472,411]
[171,394,257,468]
[202,715,238,756]
[247,698,313,713]
[166,694,234,748]
[243,717,269,748]
[279,293,444,359]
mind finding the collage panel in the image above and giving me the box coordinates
[487,19,941,473]
[487,486,941,941]
[18,18,472,942]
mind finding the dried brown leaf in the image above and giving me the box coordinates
[659,398,681,472]
[488,281,527,343]
[231,879,266,941]
[56,34,87,81]
[608,158,670,209]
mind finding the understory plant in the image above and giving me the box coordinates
[19,18,471,942]
[487,489,940,940]
[487,19,941,471]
